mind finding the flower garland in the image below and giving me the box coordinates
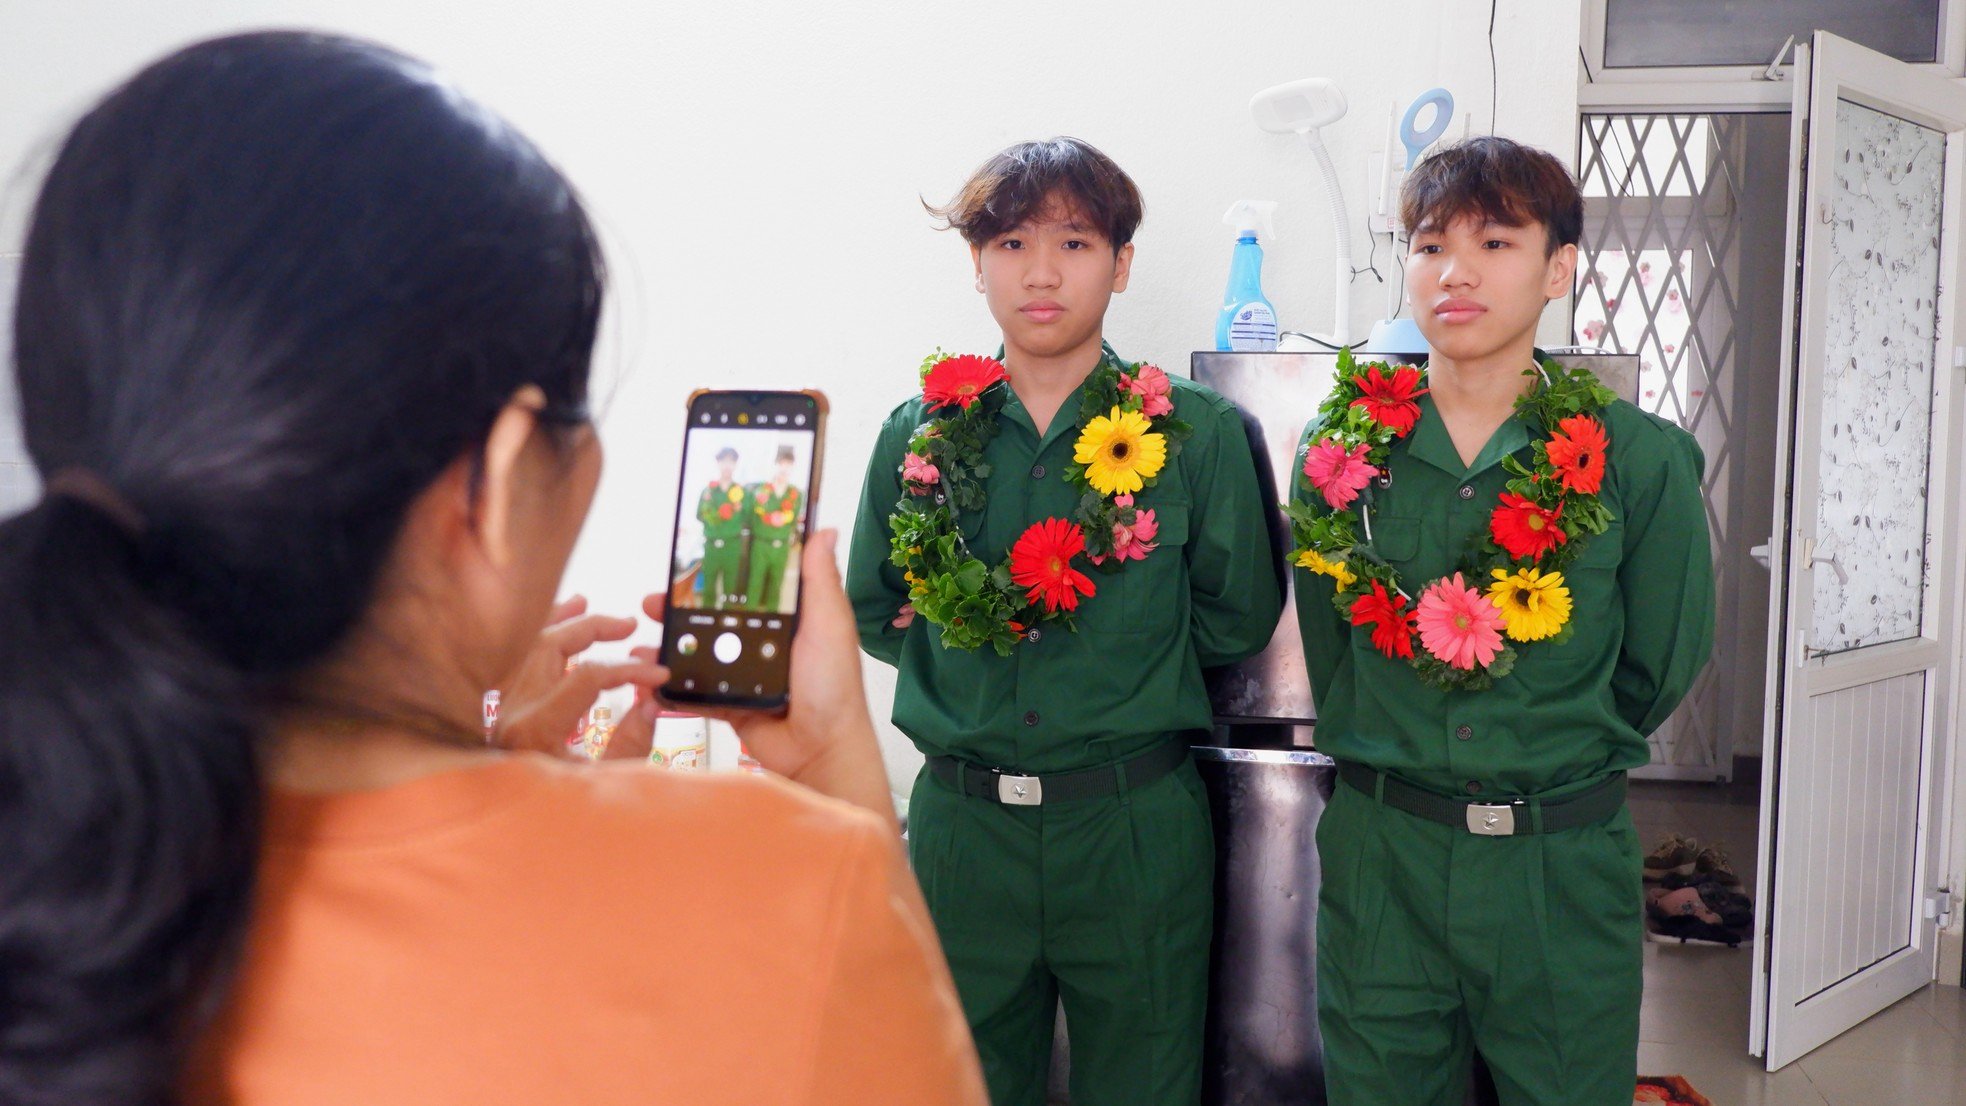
[1286,349,1617,691]
[887,349,1193,655]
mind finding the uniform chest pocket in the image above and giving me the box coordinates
[1361,514,1420,565]
[1570,519,1625,572]
[1096,500,1191,636]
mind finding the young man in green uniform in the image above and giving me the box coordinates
[696,445,747,608]
[1293,137,1714,1105]
[747,445,802,612]
[847,137,1280,1106]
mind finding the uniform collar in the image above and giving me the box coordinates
[994,340,1125,447]
[1398,351,1549,479]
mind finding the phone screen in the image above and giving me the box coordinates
[659,390,823,709]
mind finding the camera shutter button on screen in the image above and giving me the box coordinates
[713,633,743,664]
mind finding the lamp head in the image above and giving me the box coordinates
[1250,78,1347,135]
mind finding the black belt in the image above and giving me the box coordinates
[928,741,1191,807]
[1337,761,1626,837]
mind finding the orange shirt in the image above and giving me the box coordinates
[187,754,986,1106]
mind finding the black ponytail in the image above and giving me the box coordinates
[0,499,256,1104]
[0,31,604,1103]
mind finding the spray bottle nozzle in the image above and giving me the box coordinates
[1223,199,1279,242]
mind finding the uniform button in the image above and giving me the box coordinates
[1026,628,1042,643]
[1031,464,1047,479]
[1455,724,1473,741]
[1465,780,1483,795]
[1024,711,1041,727]
[1457,484,1476,500]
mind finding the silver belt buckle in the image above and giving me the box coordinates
[997,774,1043,806]
[1466,803,1516,836]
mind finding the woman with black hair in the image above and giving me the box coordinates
[0,31,984,1106]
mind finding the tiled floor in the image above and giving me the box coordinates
[1630,777,1966,1105]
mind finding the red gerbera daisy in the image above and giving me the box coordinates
[1348,365,1429,437]
[1545,414,1608,495]
[1008,518,1096,614]
[1349,580,1416,660]
[1490,493,1568,560]
[922,354,1007,410]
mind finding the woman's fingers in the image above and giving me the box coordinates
[543,612,638,658]
[498,658,667,756]
[601,696,658,761]
[545,594,589,626]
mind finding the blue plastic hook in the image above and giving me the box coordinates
[1400,87,1455,168]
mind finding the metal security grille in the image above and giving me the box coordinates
[1576,112,1783,781]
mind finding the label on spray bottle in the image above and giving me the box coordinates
[1228,303,1279,352]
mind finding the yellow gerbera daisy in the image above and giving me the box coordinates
[1486,566,1572,642]
[1296,548,1357,588]
[1073,406,1167,497]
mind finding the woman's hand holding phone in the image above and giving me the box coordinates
[643,530,896,829]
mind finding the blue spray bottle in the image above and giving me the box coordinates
[1216,199,1280,352]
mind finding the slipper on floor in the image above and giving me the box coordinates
[1635,1074,1711,1106]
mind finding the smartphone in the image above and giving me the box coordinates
[658,389,827,711]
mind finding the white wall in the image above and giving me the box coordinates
[0,0,1583,791]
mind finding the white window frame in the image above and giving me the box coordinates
[1580,0,1966,109]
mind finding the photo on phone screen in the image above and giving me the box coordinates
[660,390,825,709]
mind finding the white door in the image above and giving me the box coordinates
[1751,32,1966,1070]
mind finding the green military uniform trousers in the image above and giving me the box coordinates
[700,536,743,608]
[906,757,1215,1106]
[1315,780,1643,1106]
[746,536,791,611]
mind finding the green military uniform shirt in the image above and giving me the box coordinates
[1294,379,1715,799]
[697,480,749,539]
[750,482,801,541]
[848,346,1282,774]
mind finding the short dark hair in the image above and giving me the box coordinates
[1401,136,1582,256]
[927,137,1144,249]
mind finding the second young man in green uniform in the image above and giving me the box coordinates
[1293,137,1713,1106]
[848,138,1280,1106]
[747,445,802,612]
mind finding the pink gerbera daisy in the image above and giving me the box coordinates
[1414,573,1506,670]
[1303,440,1379,510]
